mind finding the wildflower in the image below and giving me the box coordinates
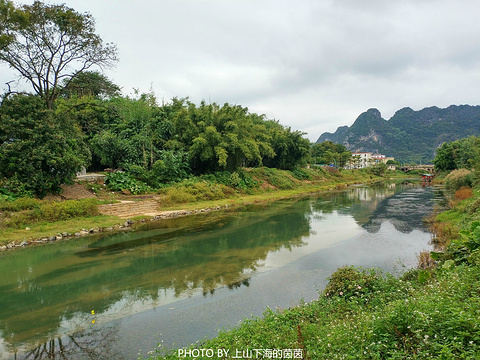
[340,291,343,295]
[358,286,362,290]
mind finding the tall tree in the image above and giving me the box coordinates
[0,0,117,108]
[60,71,120,99]
[0,94,91,196]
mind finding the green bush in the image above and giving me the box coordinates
[0,196,41,211]
[257,167,297,190]
[200,170,258,191]
[444,169,474,191]
[3,198,99,228]
[105,172,150,194]
[323,266,379,300]
[161,180,235,205]
[291,168,311,180]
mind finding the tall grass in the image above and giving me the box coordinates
[2,198,99,228]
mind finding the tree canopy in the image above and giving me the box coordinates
[0,0,117,108]
[310,141,351,168]
[0,94,90,196]
[434,136,480,172]
[0,1,313,197]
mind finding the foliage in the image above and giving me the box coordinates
[0,0,117,108]
[323,266,379,301]
[254,167,297,190]
[104,172,150,195]
[1,198,98,228]
[60,71,121,99]
[264,124,310,170]
[200,170,258,191]
[188,102,276,172]
[444,169,474,191]
[291,168,311,180]
[367,163,388,176]
[454,186,473,201]
[159,179,235,205]
[434,136,480,172]
[147,261,480,360]
[0,94,91,197]
[0,196,40,211]
[310,141,351,167]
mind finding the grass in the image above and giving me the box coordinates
[144,175,480,360]
[0,168,408,244]
[145,264,480,360]
[0,215,121,244]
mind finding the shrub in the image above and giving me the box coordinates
[105,172,150,194]
[161,180,235,205]
[323,266,378,300]
[444,169,474,191]
[454,186,473,200]
[291,168,311,180]
[0,196,41,211]
[261,168,297,190]
[200,170,258,191]
[3,198,99,228]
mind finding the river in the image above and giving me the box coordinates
[0,182,444,359]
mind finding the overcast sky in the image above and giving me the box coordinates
[2,0,480,141]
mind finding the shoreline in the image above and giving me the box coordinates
[0,174,410,251]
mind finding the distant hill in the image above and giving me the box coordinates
[316,105,480,163]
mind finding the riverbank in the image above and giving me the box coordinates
[0,167,407,248]
[144,176,480,360]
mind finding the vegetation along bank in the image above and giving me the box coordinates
[145,136,480,359]
[0,166,398,248]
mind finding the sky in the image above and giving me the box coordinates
[2,0,480,142]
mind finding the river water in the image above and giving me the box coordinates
[0,182,444,359]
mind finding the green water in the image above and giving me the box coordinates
[0,182,442,359]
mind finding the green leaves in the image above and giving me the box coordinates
[0,1,118,108]
[0,94,90,197]
[460,221,480,253]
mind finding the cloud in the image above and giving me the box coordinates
[2,0,480,141]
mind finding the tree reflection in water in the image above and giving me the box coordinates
[11,324,121,360]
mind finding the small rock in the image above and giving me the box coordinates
[20,241,28,247]
[75,232,82,237]
[55,235,62,240]
[25,227,31,231]
[79,230,89,236]
[126,219,134,225]
[49,236,56,241]
[62,232,68,237]
[0,245,7,251]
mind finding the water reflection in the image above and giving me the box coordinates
[0,200,311,356]
[0,182,441,358]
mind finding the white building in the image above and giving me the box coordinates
[349,153,395,169]
[350,152,372,169]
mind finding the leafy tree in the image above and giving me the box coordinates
[434,137,480,172]
[0,94,90,196]
[311,141,351,168]
[0,1,117,108]
[188,102,275,172]
[60,71,120,99]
